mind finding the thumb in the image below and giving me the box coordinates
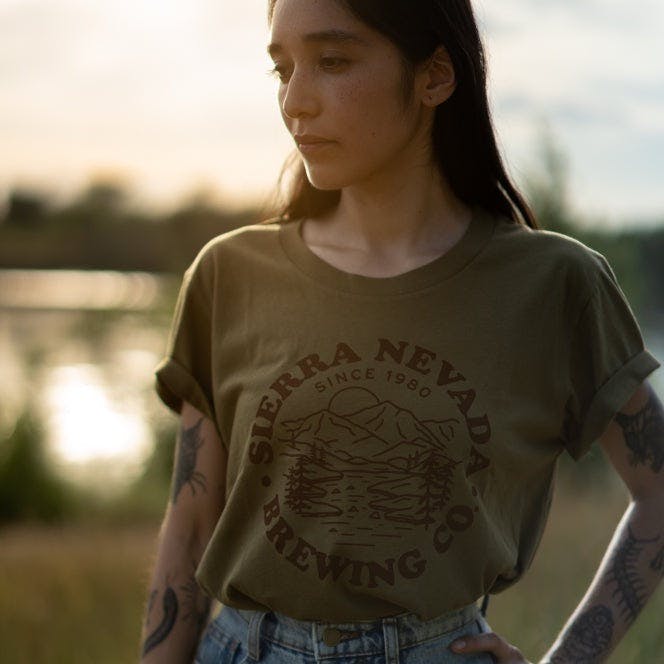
[450,632,513,658]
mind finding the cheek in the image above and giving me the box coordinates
[277,90,288,124]
[334,81,398,134]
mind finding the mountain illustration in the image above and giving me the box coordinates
[346,400,459,455]
[279,394,459,462]
[280,410,373,449]
[276,387,466,535]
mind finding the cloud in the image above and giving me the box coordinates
[476,0,664,221]
[1,0,662,222]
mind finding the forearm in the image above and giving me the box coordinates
[138,404,227,663]
[540,496,663,664]
[139,511,213,664]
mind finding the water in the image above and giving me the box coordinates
[1,269,663,496]
[644,327,664,397]
[0,269,178,495]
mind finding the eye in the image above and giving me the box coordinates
[267,63,291,83]
[319,56,348,72]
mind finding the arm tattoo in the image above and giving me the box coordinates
[172,418,207,503]
[607,525,659,624]
[180,564,211,634]
[651,544,664,576]
[550,605,614,663]
[145,589,158,621]
[614,388,664,472]
[142,586,179,656]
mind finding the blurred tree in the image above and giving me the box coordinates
[640,226,664,321]
[523,122,578,235]
[581,229,646,316]
[520,122,656,318]
[0,410,75,523]
[3,189,49,228]
[55,177,130,228]
[101,416,178,522]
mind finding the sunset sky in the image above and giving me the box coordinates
[2,0,663,227]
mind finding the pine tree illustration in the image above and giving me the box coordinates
[284,453,337,515]
[284,455,308,512]
[434,456,457,510]
[311,442,326,464]
[366,448,459,527]
[417,449,439,529]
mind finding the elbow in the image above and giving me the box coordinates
[629,482,664,512]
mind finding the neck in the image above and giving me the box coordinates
[302,168,472,279]
[301,120,473,277]
[337,168,468,252]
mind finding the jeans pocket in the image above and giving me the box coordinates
[194,619,244,664]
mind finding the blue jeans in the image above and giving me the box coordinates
[194,602,495,663]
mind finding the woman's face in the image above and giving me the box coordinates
[268,0,432,192]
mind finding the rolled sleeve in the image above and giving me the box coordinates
[562,254,661,459]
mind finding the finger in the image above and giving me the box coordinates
[449,632,512,657]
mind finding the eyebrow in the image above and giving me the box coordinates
[267,29,370,57]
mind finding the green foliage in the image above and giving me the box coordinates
[522,124,659,319]
[639,225,664,318]
[102,418,177,523]
[0,177,258,272]
[577,229,647,315]
[0,412,76,524]
[523,122,578,235]
[3,189,49,228]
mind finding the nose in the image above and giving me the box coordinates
[280,67,319,120]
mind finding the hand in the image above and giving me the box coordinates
[449,632,532,663]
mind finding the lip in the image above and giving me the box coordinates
[293,134,335,155]
[293,134,332,145]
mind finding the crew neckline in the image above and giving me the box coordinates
[279,206,497,295]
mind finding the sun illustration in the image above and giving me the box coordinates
[328,387,380,417]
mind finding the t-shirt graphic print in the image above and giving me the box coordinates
[251,337,491,595]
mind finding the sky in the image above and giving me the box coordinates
[2,0,663,228]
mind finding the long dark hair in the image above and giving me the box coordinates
[267,0,538,229]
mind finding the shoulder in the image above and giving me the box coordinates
[491,218,613,292]
[185,218,285,276]
[175,218,286,300]
[483,216,624,322]
[195,218,284,263]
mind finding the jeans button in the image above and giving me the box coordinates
[323,628,342,646]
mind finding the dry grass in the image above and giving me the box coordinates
[1,475,662,663]
[489,468,664,662]
[0,523,159,664]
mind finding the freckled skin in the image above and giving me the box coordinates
[269,0,432,192]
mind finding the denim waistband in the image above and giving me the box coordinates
[225,602,482,661]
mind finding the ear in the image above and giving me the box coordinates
[419,45,456,107]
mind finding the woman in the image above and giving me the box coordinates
[139,1,663,662]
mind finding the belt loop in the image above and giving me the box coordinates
[311,621,320,661]
[381,616,399,664]
[245,611,268,662]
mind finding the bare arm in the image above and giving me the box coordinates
[540,381,664,663]
[139,401,227,663]
[449,380,664,663]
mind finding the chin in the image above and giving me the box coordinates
[303,165,347,191]
[304,161,369,192]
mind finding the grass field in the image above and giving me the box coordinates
[1,467,663,663]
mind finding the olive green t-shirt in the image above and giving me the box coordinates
[154,207,660,621]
